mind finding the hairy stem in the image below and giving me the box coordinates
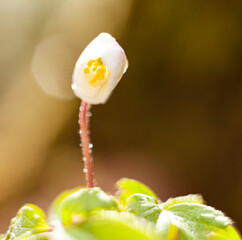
[79,101,95,188]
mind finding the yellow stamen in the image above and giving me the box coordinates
[87,60,94,68]
[83,58,109,87]
[84,68,90,74]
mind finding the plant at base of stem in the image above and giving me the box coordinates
[72,33,128,188]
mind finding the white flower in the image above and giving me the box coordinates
[72,33,128,104]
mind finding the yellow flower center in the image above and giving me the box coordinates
[83,58,109,87]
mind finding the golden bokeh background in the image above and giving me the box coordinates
[0,0,242,233]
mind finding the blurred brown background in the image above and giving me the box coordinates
[0,0,242,233]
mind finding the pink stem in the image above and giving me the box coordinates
[79,101,95,188]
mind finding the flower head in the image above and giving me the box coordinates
[72,33,128,104]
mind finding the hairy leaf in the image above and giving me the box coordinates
[55,188,119,225]
[49,187,80,221]
[15,233,50,240]
[161,194,204,209]
[116,178,156,207]
[51,222,97,240]
[64,227,97,240]
[4,204,51,240]
[80,211,161,240]
[157,203,234,240]
[209,226,241,240]
[126,194,161,222]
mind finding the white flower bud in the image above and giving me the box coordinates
[72,33,128,104]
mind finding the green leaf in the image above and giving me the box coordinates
[14,233,50,240]
[64,227,97,240]
[116,178,157,207]
[161,194,204,209]
[49,187,80,221]
[155,211,179,240]
[157,203,233,240]
[55,188,119,225]
[52,211,160,240]
[51,223,97,240]
[80,211,161,240]
[126,193,161,222]
[4,204,52,240]
[209,226,241,240]
[0,235,5,240]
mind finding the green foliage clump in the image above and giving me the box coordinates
[1,178,241,240]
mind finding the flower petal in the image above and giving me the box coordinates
[72,33,128,104]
